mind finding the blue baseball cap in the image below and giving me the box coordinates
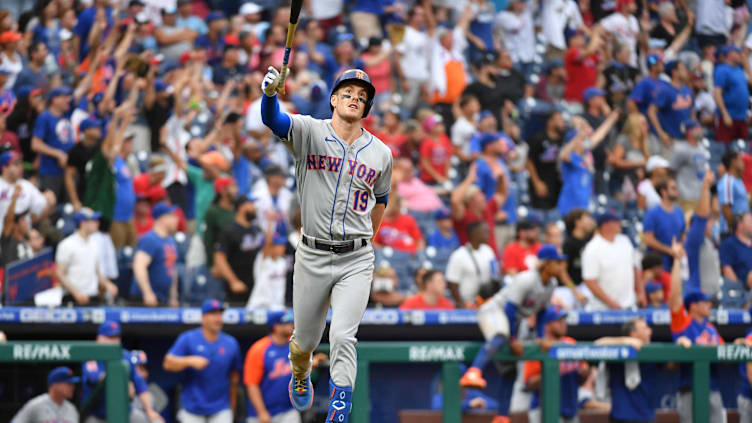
[79,117,101,132]
[540,306,568,325]
[336,32,355,46]
[645,282,663,295]
[129,350,148,366]
[49,85,72,99]
[206,10,224,23]
[583,87,606,103]
[202,299,224,314]
[681,119,700,134]
[647,53,662,68]
[478,110,494,121]
[684,290,710,310]
[544,58,564,74]
[537,244,567,261]
[434,207,451,220]
[0,150,21,167]
[74,207,102,225]
[154,79,170,93]
[268,309,294,326]
[664,60,679,76]
[152,202,178,219]
[48,367,80,385]
[478,132,499,151]
[719,45,742,57]
[596,211,620,226]
[98,320,121,337]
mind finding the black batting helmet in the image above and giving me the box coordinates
[329,69,376,117]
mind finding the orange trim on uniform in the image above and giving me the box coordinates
[244,336,272,386]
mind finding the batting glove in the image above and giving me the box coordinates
[262,66,289,97]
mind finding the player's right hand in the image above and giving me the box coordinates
[190,356,210,370]
[261,66,288,97]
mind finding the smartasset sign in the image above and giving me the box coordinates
[550,345,637,360]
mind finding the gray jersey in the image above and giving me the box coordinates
[285,115,393,241]
[490,269,556,319]
[11,393,79,423]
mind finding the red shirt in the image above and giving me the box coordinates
[502,241,542,274]
[453,197,499,258]
[564,48,599,102]
[419,134,453,183]
[655,269,671,299]
[399,294,456,310]
[374,214,423,254]
[742,154,752,193]
[133,174,165,201]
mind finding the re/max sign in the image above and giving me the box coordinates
[12,344,71,360]
[717,345,752,361]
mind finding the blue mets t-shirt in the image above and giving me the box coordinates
[714,63,749,120]
[643,205,685,269]
[651,83,693,139]
[113,157,135,222]
[630,76,662,116]
[557,151,593,216]
[33,111,75,176]
[130,231,178,302]
[168,328,242,416]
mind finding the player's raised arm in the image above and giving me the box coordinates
[260,67,291,140]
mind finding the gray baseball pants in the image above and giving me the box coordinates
[738,395,752,423]
[290,240,374,388]
[677,390,726,423]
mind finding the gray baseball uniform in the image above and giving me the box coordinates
[478,270,557,340]
[11,393,79,423]
[283,114,392,387]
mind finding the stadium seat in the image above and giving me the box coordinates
[718,278,749,309]
[375,248,419,294]
[424,246,452,274]
[181,264,225,305]
[115,247,135,300]
[173,232,190,264]
[135,151,151,173]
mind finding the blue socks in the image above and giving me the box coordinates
[327,380,352,422]
[471,335,507,370]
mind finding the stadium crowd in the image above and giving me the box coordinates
[1,0,752,420]
[0,0,749,313]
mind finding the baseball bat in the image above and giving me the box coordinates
[278,0,304,94]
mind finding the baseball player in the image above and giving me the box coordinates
[82,321,162,423]
[737,329,752,422]
[523,307,587,423]
[260,66,392,422]
[460,244,567,422]
[668,240,725,423]
[11,366,79,423]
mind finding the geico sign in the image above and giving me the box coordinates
[360,310,399,325]
[13,344,71,360]
[19,309,78,323]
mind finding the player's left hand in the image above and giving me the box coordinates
[510,339,524,356]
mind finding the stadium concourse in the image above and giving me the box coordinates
[0,0,751,420]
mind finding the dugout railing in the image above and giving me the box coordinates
[0,341,129,423]
[338,341,752,423]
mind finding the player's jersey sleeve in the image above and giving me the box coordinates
[167,332,190,357]
[670,305,692,336]
[505,272,534,305]
[285,114,317,159]
[244,337,271,386]
[373,151,393,199]
[10,397,37,423]
[523,360,541,384]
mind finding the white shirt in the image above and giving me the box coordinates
[581,233,636,310]
[90,231,118,280]
[307,0,344,20]
[496,8,536,64]
[637,179,661,210]
[0,52,23,89]
[429,27,468,98]
[0,178,48,235]
[247,253,288,309]
[451,116,476,157]
[55,232,100,297]
[396,26,430,83]
[161,115,190,187]
[696,0,732,36]
[445,243,498,303]
[251,178,294,231]
[600,12,640,67]
[542,0,584,50]
[245,96,289,134]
